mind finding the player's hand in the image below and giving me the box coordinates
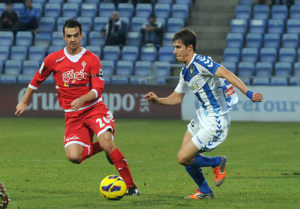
[252,92,263,103]
[144,92,159,104]
[71,97,85,111]
[15,102,27,117]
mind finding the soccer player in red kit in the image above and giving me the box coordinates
[15,19,139,195]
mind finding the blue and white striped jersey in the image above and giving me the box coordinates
[175,54,238,117]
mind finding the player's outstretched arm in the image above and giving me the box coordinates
[144,91,184,105]
[15,87,36,117]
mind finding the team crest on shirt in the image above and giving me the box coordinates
[188,65,194,76]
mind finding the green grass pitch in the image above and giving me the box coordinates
[1,117,299,209]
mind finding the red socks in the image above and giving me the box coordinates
[109,148,137,189]
[80,142,103,162]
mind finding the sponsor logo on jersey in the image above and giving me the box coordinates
[56,56,65,62]
[224,86,236,98]
[191,82,200,91]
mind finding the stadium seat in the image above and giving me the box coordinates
[117,3,134,18]
[255,62,273,76]
[22,60,40,76]
[245,33,263,48]
[16,31,33,47]
[223,48,240,62]
[220,61,237,74]
[129,77,148,85]
[263,33,281,48]
[176,0,192,7]
[158,0,174,3]
[0,75,17,84]
[282,33,299,48]
[125,32,142,46]
[167,18,184,33]
[249,19,266,34]
[260,47,277,63]
[48,0,63,3]
[44,3,61,18]
[68,0,83,4]
[103,46,120,61]
[297,48,300,61]
[289,77,299,86]
[267,19,285,34]
[77,17,92,33]
[154,3,171,19]
[158,46,175,63]
[115,60,134,76]
[270,77,288,86]
[274,62,292,76]
[51,31,65,47]
[48,45,62,54]
[286,19,300,34]
[162,32,174,46]
[253,4,269,20]
[86,46,101,58]
[171,4,189,20]
[93,16,109,31]
[10,46,28,60]
[110,76,129,84]
[135,3,152,17]
[290,5,300,19]
[0,31,14,47]
[0,46,10,62]
[101,60,115,76]
[294,62,300,76]
[226,33,244,48]
[135,61,152,76]
[56,17,69,31]
[17,75,33,84]
[240,77,251,85]
[80,3,97,17]
[121,46,139,62]
[99,3,115,17]
[0,3,5,14]
[241,48,259,62]
[62,3,79,18]
[85,0,100,4]
[32,0,47,5]
[271,5,288,19]
[140,46,158,62]
[38,17,56,33]
[252,77,270,85]
[131,17,147,32]
[88,31,105,47]
[4,60,22,75]
[154,61,170,77]
[279,48,296,62]
[235,5,252,19]
[29,46,46,62]
[34,32,51,48]
[237,62,255,77]
[230,19,248,33]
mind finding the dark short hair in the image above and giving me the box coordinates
[63,19,82,35]
[173,28,197,52]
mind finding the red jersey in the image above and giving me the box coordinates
[29,48,106,112]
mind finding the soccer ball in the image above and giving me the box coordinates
[0,183,9,209]
[99,175,127,200]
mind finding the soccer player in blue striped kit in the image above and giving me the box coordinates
[144,28,263,199]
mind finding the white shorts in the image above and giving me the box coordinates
[187,113,231,152]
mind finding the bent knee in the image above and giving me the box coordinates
[177,154,191,166]
[66,153,82,164]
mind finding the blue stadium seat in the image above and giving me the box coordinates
[295,0,300,4]
[162,32,174,46]
[271,5,288,19]
[125,32,142,46]
[223,48,240,62]
[0,46,10,62]
[267,19,285,34]
[253,5,269,20]
[10,46,28,60]
[167,18,184,33]
[99,3,115,17]
[48,45,61,54]
[110,76,129,84]
[238,62,255,77]
[297,48,300,61]
[116,60,134,76]
[226,33,244,48]
[131,17,147,32]
[286,19,300,34]
[85,0,100,3]
[158,0,174,3]
[245,33,263,48]
[0,75,17,84]
[176,0,192,7]
[263,33,281,48]
[121,46,139,62]
[17,75,33,84]
[86,46,101,58]
[135,61,152,76]
[13,3,24,13]
[80,3,97,17]
[158,46,175,63]
[88,31,105,47]
[77,17,92,33]
[241,48,259,62]
[235,5,251,19]
[249,19,266,34]
[154,61,170,84]
[135,3,152,18]
[252,77,270,85]
[279,48,296,62]
[129,77,148,85]
[68,0,83,3]
[154,3,171,19]
[103,46,120,61]
[282,33,299,48]
[48,0,63,3]
[294,62,300,76]
[0,3,5,14]
[16,31,33,47]
[289,77,299,86]
[29,46,46,62]
[270,77,288,86]
[101,60,115,76]
[255,62,273,76]
[51,31,65,47]
[220,61,237,74]
[260,47,277,63]
[0,31,14,47]
[34,32,51,48]
[171,4,189,20]
[274,62,292,76]
[44,3,61,18]
[230,19,248,33]
[4,60,22,75]
[93,16,109,31]
[117,3,134,18]
[140,46,158,62]
[32,0,47,5]
[290,5,300,19]
[31,3,43,16]
[56,17,69,31]
[62,3,79,18]
[38,17,56,33]
[22,60,40,76]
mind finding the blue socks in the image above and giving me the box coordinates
[193,155,221,168]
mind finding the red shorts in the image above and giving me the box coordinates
[64,104,115,149]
